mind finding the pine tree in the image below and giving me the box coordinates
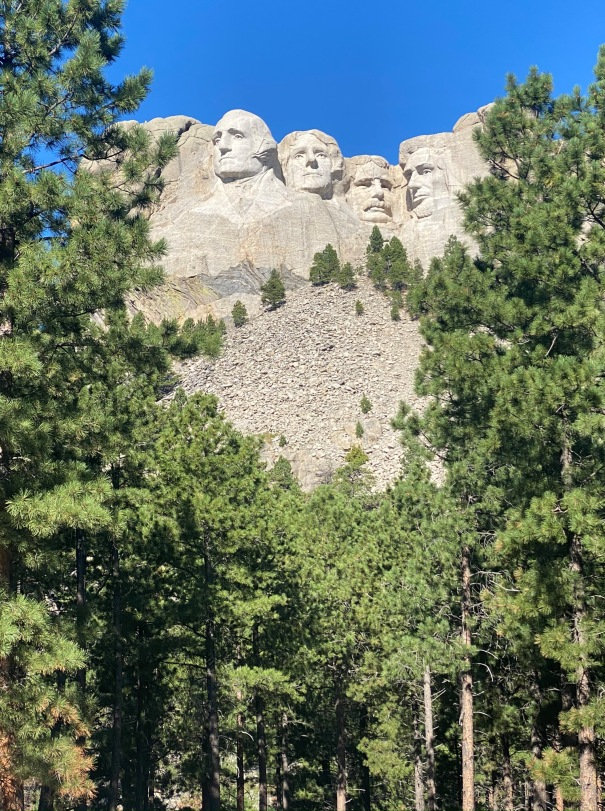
[409,51,605,810]
[334,261,356,290]
[232,299,249,327]
[261,270,286,309]
[309,244,340,286]
[0,1,178,804]
[368,226,384,255]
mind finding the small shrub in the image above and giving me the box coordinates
[310,243,340,286]
[335,261,356,290]
[261,270,286,310]
[161,316,226,359]
[278,434,287,447]
[360,395,372,414]
[355,421,364,438]
[355,299,364,316]
[390,303,401,321]
[232,300,248,327]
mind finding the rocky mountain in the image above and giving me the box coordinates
[177,274,424,490]
[112,105,492,486]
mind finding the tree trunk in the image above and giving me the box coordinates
[109,541,123,811]
[335,682,347,811]
[279,713,290,811]
[135,640,150,811]
[413,708,425,811]
[236,700,245,811]
[203,549,220,811]
[570,533,598,811]
[256,691,267,811]
[530,723,547,811]
[76,528,87,694]
[423,665,436,811]
[359,706,371,811]
[460,545,475,811]
[501,735,514,811]
[0,731,23,811]
[0,545,23,811]
[75,528,87,811]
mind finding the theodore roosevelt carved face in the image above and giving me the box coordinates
[346,157,393,223]
[279,130,344,199]
[212,110,277,181]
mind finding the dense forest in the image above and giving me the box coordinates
[2,2,605,810]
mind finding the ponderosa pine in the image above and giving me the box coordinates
[409,50,605,810]
[0,1,178,804]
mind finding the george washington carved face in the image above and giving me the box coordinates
[212,110,277,181]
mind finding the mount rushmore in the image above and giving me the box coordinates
[122,106,491,322]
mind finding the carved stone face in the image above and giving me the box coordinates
[402,147,449,219]
[212,110,274,181]
[348,160,392,222]
[284,133,333,197]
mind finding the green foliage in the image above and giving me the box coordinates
[0,595,92,802]
[360,395,372,414]
[334,261,356,290]
[231,299,249,327]
[355,298,364,315]
[309,243,340,285]
[368,226,384,255]
[160,316,226,358]
[366,232,421,304]
[355,420,364,438]
[408,49,605,804]
[261,269,286,309]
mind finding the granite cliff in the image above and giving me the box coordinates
[112,107,491,486]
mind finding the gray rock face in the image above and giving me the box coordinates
[120,107,489,323]
[111,108,490,488]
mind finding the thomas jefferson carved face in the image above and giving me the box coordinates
[402,147,450,219]
[283,133,333,197]
[212,110,276,181]
[347,159,393,222]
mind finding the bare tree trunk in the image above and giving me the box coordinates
[359,706,371,811]
[109,541,123,811]
[256,692,267,811]
[252,627,267,811]
[335,683,347,811]
[75,528,88,811]
[0,731,23,811]
[76,528,87,694]
[562,437,598,811]
[413,709,425,811]
[501,735,513,811]
[554,785,565,811]
[423,666,436,811]
[203,548,220,811]
[236,700,245,811]
[530,723,547,811]
[0,545,23,811]
[135,641,150,811]
[279,714,290,811]
[570,533,598,811]
[460,545,475,811]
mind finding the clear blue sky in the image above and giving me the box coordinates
[110,0,605,163]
